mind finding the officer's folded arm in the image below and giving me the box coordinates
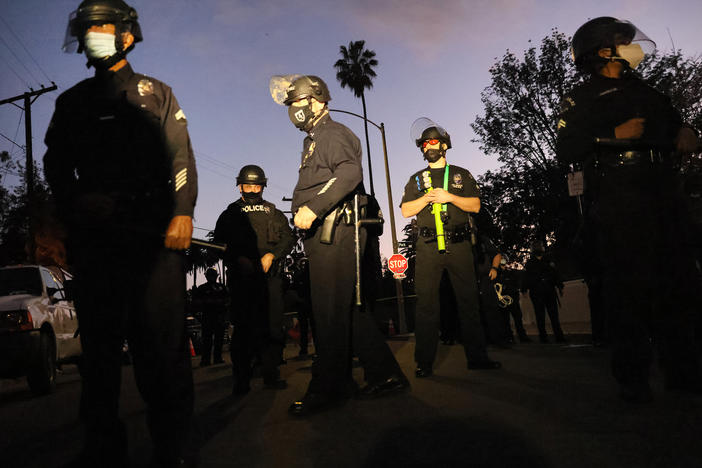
[446,193,480,213]
[164,215,193,250]
[401,194,430,218]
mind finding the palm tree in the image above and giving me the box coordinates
[334,40,378,196]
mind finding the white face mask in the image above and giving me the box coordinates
[615,43,645,69]
[84,31,117,60]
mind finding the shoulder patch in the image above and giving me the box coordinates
[174,109,187,121]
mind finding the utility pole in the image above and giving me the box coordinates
[0,83,58,203]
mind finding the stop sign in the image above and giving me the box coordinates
[388,253,408,275]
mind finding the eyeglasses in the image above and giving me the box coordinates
[422,139,440,148]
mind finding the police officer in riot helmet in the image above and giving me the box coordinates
[214,165,293,393]
[557,17,701,402]
[270,74,407,416]
[44,1,198,466]
[192,268,228,367]
[401,118,500,378]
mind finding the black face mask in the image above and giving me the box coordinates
[423,148,446,163]
[241,191,263,203]
[288,104,316,131]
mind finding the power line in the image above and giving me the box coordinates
[0,130,24,150]
[0,32,41,86]
[10,110,24,158]
[0,50,30,88]
[0,14,53,83]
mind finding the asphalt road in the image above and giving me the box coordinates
[1,336,701,468]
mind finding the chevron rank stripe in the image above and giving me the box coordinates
[175,168,187,192]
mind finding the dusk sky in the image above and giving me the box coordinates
[2,0,701,262]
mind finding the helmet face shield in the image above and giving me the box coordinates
[269,74,302,105]
[571,17,656,69]
[62,11,81,53]
[410,117,452,149]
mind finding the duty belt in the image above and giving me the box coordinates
[419,224,471,243]
[596,150,666,168]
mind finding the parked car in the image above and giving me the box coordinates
[0,265,81,394]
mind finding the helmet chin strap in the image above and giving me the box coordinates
[85,27,133,70]
[86,50,125,69]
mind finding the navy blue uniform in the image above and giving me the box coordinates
[43,63,197,466]
[292,114,404,398]
[556,73,701,393]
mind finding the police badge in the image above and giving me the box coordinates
[137,79,154,96]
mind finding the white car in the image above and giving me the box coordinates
[0,265,81,394]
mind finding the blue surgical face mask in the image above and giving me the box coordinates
[84,31,117,60]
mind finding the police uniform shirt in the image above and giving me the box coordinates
[401,165,479,230]
[44,63,197,231]
[556,73,682,166]
[291,113,363,217]
[193,282,228,314]
[214,198,294,264]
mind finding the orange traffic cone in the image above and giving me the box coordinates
[188,338,196,357]
[388,319,396,336]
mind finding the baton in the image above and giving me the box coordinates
[190,238,227,251]
[421,171,446,253]
[594,138,702,153]
[353,193,384,307]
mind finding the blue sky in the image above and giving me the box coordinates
[2,0,701,260]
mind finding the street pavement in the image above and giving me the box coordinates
[1,334,701,468]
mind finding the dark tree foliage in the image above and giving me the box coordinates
[472,29,702,269]
[471,30,583,264]
[0,154,53,266]
[638,51,702,131]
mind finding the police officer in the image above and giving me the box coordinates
[497,258,531,343]
[214,165,293,393]
[556,17,701,401]
[271,74,408,415]
[192,268,228,367]
[522,242,566,344]
[474,232,510,347]
[43,1,197,466]
[401,118,500,377]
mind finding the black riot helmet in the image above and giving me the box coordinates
[63,0,143,55]
[571,17,655,73]
[236,165,267,187]
[282,75,332,105]
[410,117,452,149]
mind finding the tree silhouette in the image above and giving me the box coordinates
[334,40,379,195]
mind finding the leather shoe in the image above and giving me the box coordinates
[357,375,409,399]
[288,393,344,417]
[467,360,502,370]
[415,366,433,378]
